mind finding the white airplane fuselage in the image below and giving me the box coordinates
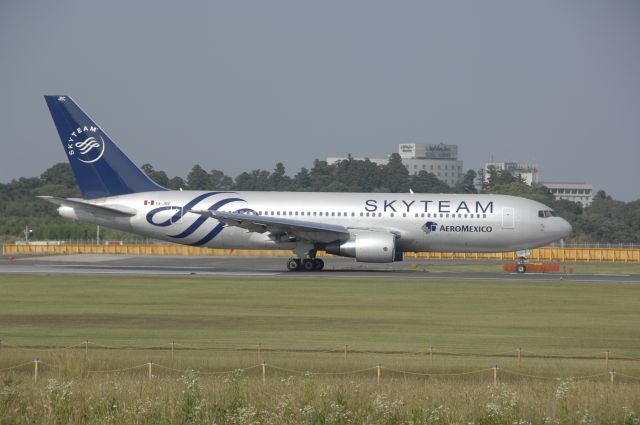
[59,190,571,254]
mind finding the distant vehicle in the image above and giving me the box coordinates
[40,96,572,271]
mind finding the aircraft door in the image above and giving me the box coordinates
[502,207,515,229]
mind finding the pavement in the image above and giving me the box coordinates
[1,254,639,282]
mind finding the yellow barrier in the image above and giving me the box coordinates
[2,244,640,262]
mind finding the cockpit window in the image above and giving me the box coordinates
[538,210,557,218]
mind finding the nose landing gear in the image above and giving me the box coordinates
[286,257,325,271]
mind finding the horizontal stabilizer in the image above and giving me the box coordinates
[38,196,137,217]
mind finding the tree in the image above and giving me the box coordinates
[309,160,333,191]
[186,165,211,190]
[489,181,553,205]
[452,169,478,194]
[209,169,233,190]
[292,168,312,191]
[233,170,271,191]
[40,163,78,190]
[383,153,409,193]
[167,176,186,190]
[483,166,523,191]
[141,164,170,187]
[410,171,451,193]
[268,163,291,191]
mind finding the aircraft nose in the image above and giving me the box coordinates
[557,217,573,238]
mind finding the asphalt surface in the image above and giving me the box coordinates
[1,254,639,282]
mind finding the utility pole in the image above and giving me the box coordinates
[96,225,100,245]
[24,225,32,244]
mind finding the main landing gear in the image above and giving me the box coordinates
[286,257,325,272]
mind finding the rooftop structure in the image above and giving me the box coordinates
[541,182,594,207]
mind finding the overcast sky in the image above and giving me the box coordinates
[1,0,638,200]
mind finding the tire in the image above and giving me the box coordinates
[516,264,526,274]
[313,258,324,271]
[286,258,300,271]
[302,259,315,271]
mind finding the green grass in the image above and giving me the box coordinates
[1,274,640,424]
[1,274,639,356]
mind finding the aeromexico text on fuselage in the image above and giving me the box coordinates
[364,199,494,214]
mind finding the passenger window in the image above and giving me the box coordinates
[391,213,394,217]
[360,212,363,217]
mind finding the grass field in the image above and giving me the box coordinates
[1,274,639,355]
[1,274,639,424]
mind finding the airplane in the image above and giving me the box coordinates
[40,95,572,272]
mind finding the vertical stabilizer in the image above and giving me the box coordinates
[44,95,166,199]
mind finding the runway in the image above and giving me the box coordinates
[1,254,639,283]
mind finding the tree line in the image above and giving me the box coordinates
[1,156,638,243]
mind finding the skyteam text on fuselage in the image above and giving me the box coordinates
[41,96,572,271]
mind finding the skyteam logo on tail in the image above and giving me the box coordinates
[66,126,105,163]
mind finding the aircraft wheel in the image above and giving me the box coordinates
[286,258,301,271]
[302,259,315,271]
[516,264,526,274]
[313,259,324,271]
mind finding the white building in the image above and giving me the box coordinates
[541,182,594,207]
[484,162,539,186]
[327,143,464,187]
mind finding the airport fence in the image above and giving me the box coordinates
[3,243,640,262]
[1,341,639,384]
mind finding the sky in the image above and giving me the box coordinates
[1,0,639,201]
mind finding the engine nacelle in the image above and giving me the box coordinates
[325,230,400,263]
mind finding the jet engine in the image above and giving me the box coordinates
[325,230,401,263]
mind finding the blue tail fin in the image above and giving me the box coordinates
[44,95,166,199]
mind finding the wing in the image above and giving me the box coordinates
[190,210,350,244]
